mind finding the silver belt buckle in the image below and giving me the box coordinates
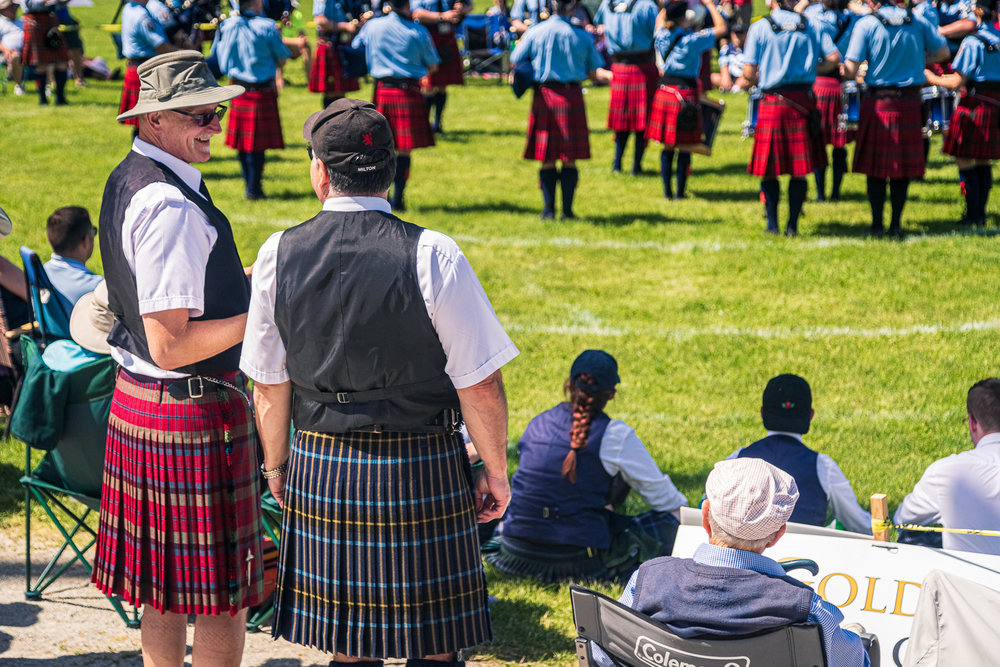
[188,376,204,399]
[439,22,451,34]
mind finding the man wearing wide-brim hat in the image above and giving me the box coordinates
[93,50,266,665]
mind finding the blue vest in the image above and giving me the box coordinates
[503,403,615,548]
[738,435,827,527]
[633,556,814,638]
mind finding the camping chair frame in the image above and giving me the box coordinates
[246,492,282,632]
[458,13,511,81]
[19,246,72,350]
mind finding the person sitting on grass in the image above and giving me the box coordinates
[487,349,688,583]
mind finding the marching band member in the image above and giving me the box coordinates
[937,0,976,57]
[803,0,859,201]
[511,0,605,219]
[212,0,290,200]
[22,0,69,105]
[844,0,948,237]
[594,0,659,174]
[413,0,471,133]
[511,0,553,34]
[119,0,176,127]
[926,0,1000,226]
[647,0,727,199]
[743,0,839,235]
[352,0,440,211]
[311,0,361,108]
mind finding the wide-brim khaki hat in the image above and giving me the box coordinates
[69,280,113,355]
[117,50,244,122]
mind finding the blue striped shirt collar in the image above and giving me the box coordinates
[693,542,787,578]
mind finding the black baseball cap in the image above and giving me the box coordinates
[664,0,687,21]
[302,98,395,174]
[761,374,812,434]
[570,350,620,393]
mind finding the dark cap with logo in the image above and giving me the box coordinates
[302,98,396,174]
[570,350,621,394]
[761,374,812,434]
[663,0,687,21]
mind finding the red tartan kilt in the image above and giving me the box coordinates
[22,13,67,66]
[852,92,925,179]
[226,87,285,153]
[942,91,1000,160]
[748,90,827,178]
[118,64,141,127]
[646,85,702,146]
[422,31,464,89]
[309,41,360,94]
[524,84,591,162]
[814,75,855,147]
[375,83,435,151]
[607,61,658,132]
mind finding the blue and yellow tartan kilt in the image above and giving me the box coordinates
[272,429,492,658]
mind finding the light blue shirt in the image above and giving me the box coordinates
[593,543,870,667]
[352,11,439,79]
[593,0,657,54]
[41,339,109,372]
[313,0,347,32]
[511,0,551,24]
[938,0,974,51]
[655,26,715,79]
[121,0,167,59]
[144,0,174,29]
[211,11,290,82]
[510,15,603,82]
[845,7,946,87]
[744,8,834,90]
[952,23,1000,83]
[719,42,745,78]
[43,255,104,310]
[411,0,471,13]
[803,3,857,55]
[913,0,939,30]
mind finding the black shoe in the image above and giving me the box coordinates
[560,212,577,221]
[612,162,622,173]
[540,210,555,220]
[764,228,779,235]
[784,228,798,237]
[431,123,443,133]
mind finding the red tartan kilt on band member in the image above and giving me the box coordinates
[646,83,702,148]
[22,12,68,67]
[524,83,591,162]
[852,88,925,179]
[942,89,1000,160]
[748,89,827,178]
[226,83,285,153]
[91,370,266,615]
[309,38,361,94]
[607,60,658,132]
[375,79,436,151]
[118,62,144,127]
[813,75,855,147]
[422,29,464,89]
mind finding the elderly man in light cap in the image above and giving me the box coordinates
[93,50,265,666]
[595,458,870,667]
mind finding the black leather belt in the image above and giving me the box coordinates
[127,57,151,67]
[762,83,814,94]
[122,369,242,401]
[659,75,697,89]
[970,81,1000,93]
[536,81,581,89]
[348,408,463,435]
[611,50,654,65]
[377,77,421,89]
[868,85,921,98]
[230,77,276,91]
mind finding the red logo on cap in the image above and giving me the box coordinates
[362,132,373,146]
[782,401,795,409]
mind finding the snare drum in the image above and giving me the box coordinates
[743,87,762,140]
[921,85,958,135]
[699,97,725,155]
[838,81,862,132]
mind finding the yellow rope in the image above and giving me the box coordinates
[895,523,1000,538]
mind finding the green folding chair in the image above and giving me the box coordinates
[14,336,140,629]
[246,490,282,632]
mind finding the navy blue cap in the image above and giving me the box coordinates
[761,374,812,434]
[570,350,620,393]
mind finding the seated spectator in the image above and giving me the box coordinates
[894,378,1000,556]
[594,458,870,667]
[487,349,688,582]
[43,206,104,312]
[0,0,25,96]
[42,280,113,371]
[727,373,872,534]
[711,21,750,91]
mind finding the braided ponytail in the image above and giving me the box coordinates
[561,374,614,484]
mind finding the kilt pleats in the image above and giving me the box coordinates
[422,31,464,89]
[524,85,591,162]
[852,92,925,179]
[22,12,67,67]
[118,64,141,127]
[607,61,658,132]
[748,90,827,178]
[814,75,855,147]
[645,84,702,147]
[309,41,361,94]
[92,370,265,616]
[272,429,491,658]
[226,87,285,153]
[943,90,1000,160]
[376,83,436,151]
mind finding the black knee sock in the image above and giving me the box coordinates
[35,71,47,105]
[788,178,807,234]
[867,177,887,233]
[676,152,691,198]
[889,178,910,233]
[560,166,579,218]
[539,167,558,216]
[237,151,251,194]
[433,92,446,128]
[53,68,68,104]
[814,167,827,202]
[632,133,647,174]
[322,94,339,108]
[959,168,981,223]
[423,93,434,120]
[249,151,266,197]
[979,164,993,223]
[660,150,674,198]
[831,147,848,200]
[923,136,930,163]
[613,131,628,171]
[762,179,780,232]
[392,155,411,209]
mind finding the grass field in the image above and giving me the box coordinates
[1,2,999,664]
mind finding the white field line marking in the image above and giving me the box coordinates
[502,318,1000,340]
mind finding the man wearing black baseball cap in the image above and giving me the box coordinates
[725,373,873,534]
[241,98,519,666]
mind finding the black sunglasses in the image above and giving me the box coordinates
[171,105,228,127]
[307,145,313,160]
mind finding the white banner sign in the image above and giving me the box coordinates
[672,525,1000,666]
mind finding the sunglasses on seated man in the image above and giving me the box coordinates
[170,105,228,127]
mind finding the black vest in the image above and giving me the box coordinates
[274,209,459,433]
[738,435,827,527]
[99,151,250,375]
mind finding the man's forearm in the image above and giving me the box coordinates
[456,369,509,478]
[254,380,292,469]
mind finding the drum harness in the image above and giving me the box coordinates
[760,15,822,137]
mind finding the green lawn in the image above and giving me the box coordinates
[1,2,998,664]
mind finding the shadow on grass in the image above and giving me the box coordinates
[584,211,710,226]
[416,200,541,216]
[0,461,24,517]
[435,128,530,143]
[689,188,767,202]
[0,652,143,665]
[485,597,573,663]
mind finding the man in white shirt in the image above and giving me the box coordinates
[241,98,518,667]
[0,0,24,95]
[895,378,1000,555]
